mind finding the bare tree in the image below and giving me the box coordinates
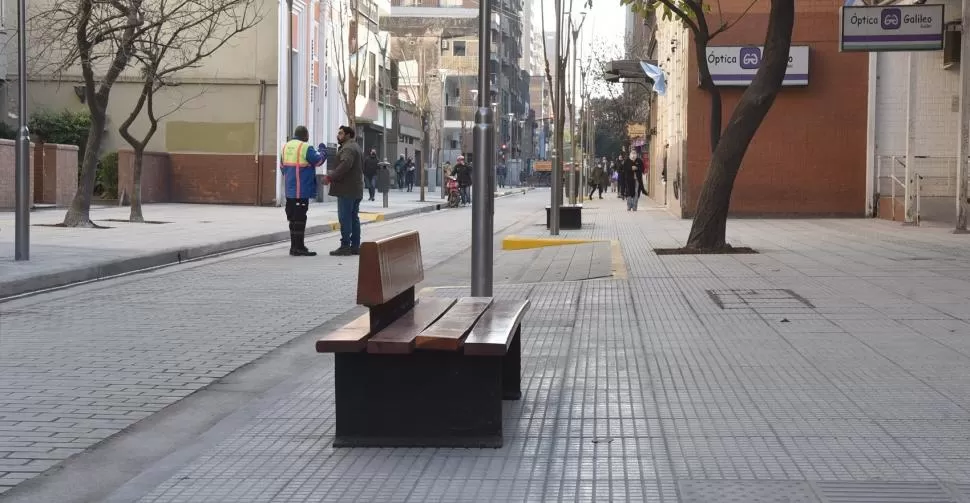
[29,0,158,227]
[622,0,794,250]
[392,38,436,200]
[329,0,372,129]
[586,37,649,152]
[118,0,262,222]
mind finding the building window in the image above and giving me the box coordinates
[451,140,459,149]
[453,41,466,57]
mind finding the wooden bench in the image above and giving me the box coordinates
[315,230,530,448]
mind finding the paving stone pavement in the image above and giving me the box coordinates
[0,188,529,298]
[0,192,544,497]
[8,189,970,502]
[101,193,970,503]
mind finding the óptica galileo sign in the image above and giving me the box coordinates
[840,4,944,52]
[705,46,810,87]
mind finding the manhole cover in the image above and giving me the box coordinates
[706,288,814,310]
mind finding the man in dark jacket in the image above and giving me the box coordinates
[327,126,364,256]
[280,125,325,256]
[454,155,472,205]
[614,154,626,199]
[394,154,406,190]
[363,149,379,201]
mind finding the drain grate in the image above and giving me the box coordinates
[707,288,815,310]
[815,481,956,503]
[678,480,820,502]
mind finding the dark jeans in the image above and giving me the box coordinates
[364,175,377,200]
[405,172,415,191]
[588,184,602,199]
[337,197,362,250]
[459,186,471,205]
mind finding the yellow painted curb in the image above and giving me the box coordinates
[359,212,385,222]
[502,235,605,250]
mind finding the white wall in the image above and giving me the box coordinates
[872,0,961,199]
[649,17,689,215]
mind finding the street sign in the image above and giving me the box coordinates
[840,4,945,52]
[706,46,810,87]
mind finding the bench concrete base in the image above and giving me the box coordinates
[332,330,521,448]
[545,205,583,230]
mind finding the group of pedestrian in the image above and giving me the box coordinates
[279,124,363,258]
[583,151,649,211]
[394,154,417,192]
[616,151,648,211]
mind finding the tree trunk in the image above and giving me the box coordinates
[62,109,107,227]
[130,147,145,223]
[686,0,796,250]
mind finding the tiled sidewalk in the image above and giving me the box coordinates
[109,195,970,502]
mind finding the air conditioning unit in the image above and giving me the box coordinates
[441,40,449,50]
[944,21,961,70]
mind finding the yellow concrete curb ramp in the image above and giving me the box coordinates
[502,235,605,250]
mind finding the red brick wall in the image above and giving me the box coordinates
[118,150,172,204]
[169,153,277,205]
[118,151,277,205]
[683,2,868,217]
[0,139,35,209]
[26,142,75,207]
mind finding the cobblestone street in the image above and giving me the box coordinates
[4,190,970,502]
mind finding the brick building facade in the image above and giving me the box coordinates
[638,0,869,217]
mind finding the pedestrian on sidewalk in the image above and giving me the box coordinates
[280,125,326,257]
[395,155,406,190]
[615,154,627,199]
[405,157,416,192]
[363,149,379,201]
[588,163,604,200]
[327,125,364,256]
[623,150,645,211]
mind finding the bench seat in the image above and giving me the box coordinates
[314,230,530,448]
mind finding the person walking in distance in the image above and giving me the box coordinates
[363,149,379,201]
[623,150,646,211]
[326,126,364,256]
[405,157,416,192]
[588,162,604,200]
[280,125,326,257]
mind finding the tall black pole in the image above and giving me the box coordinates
[15,0,29,261]
[472,0,494,296]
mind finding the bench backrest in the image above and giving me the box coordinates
[357,230,424,307]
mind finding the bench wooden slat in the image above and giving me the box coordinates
[464,300,531,356]
[366,298,456,354]
[357,231,424,307]
[315,313,371,353]
[415,297,494,351]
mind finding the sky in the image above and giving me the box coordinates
[537,0,628,59]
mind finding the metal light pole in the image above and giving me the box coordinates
[472,0,494,297]
[568,13,586,206]
[549,0,562,235]
[15,0,29,261]
[439,70,448,199]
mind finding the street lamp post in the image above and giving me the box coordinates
[14,0,29,261]
[568,12,586,206]
[472,0,495,297]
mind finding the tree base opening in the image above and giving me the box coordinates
[655,246,758,255]
[35,222,112,229]
[102,219,171,224]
